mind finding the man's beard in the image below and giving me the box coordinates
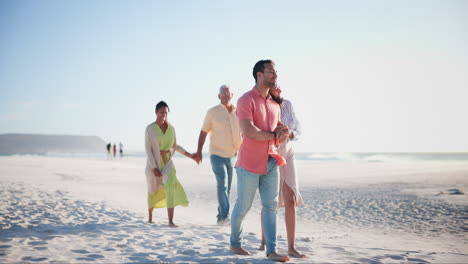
[265,79,276,88]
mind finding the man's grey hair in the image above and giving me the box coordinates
[219,84,231,95]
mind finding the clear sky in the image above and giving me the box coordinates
[1,0,467,152]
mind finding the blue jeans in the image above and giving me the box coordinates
[210,154,234,221]
[230,157,279,255]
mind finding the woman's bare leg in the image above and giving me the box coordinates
[148,208,154,223]
[259,211,265,250]
[167,208,177,227]
[283,183,305,258]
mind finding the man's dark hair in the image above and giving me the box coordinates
[155,101,170,112]
[252,59,274,82]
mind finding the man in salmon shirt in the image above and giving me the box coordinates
[230,60,290,262]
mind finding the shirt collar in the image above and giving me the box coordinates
[219,103,236,111]
[251,86,272,100]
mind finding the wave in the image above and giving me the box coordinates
[296,152,468,162]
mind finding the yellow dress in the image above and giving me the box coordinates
[147,123,189,208]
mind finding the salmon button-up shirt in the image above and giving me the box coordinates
[235,87,284,175]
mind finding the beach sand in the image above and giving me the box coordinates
[1,155,467,263]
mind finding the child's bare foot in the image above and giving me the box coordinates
[267,252,290,262]
[288,248,306,258]
[230,247,251,255]
[168,222,178,227]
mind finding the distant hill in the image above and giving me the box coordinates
[0,134,106,155]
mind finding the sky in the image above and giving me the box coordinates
[1,0,467,152]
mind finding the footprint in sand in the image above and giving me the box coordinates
[38,229,56,234]
[407,257,430,263]
[71,249,90,254]
[296,246,313,253]
[21,256,48,262]
[325,246,346,252]
[177,237,194,242]
[210,233,228,240]
[165,230,184,236]
[208,243,226,248]
[153,241,168,247]
[28,241,47,246]
[128,253,154,262]
[107,237,124,241]
[33,247,48,251]
[87,254,104,259]
[76,257,95,261]
[384,254,405,260]
[177,249,199,256]
[208,247,225,253]
[356,257,377,263]
[298,236,312,242]
[130,253,150,258]
[157,254,169,261]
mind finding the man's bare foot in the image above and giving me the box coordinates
[168,222,178,227]
[267,252,290,262]
[288,248,306,258]
[230,247,251,255]
[258,243,265,251]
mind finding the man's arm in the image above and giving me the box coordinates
[239,119,275,141]
[239,119,289,142]
[195,130,207,164]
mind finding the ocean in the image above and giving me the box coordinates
[3,152,468,162]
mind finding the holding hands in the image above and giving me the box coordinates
[193,152,203,165]
[190,153,201,164]
[274,124,290,144]
[154,152,198,178]
[183,151,199,164]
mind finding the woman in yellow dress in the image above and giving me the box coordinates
[145,101,196,226]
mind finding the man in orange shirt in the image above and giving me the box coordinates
[195,85,242,225]
[229,60,290,262]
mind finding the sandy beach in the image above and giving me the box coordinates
[1,155,467,263]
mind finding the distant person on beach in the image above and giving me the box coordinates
[230,59,290,262]
[113,143,116,158]
[119,142,123,157]
[145,101,197,226]
[194,84,241,225]
[259,85,306,258]
[106,142,111,159]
